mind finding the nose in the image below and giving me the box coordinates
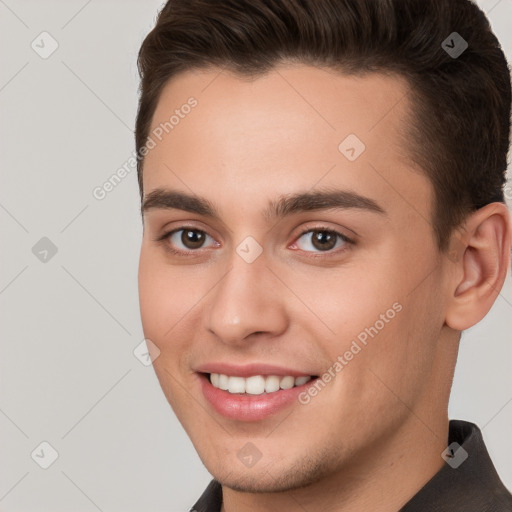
[203,251,289,346]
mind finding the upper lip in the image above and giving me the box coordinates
[195,362,315,378]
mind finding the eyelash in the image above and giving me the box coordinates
[154,226,354,257]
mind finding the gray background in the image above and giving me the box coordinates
[0,1,511,510]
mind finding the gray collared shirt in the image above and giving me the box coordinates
[191,420,512,511]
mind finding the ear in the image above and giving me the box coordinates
[445,202,511,331]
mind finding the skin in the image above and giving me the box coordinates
[138,64,511,511]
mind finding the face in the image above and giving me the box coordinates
[138,65,452,492]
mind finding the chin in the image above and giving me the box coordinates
[211,451,334,494]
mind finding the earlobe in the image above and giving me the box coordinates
[445,203,511,331]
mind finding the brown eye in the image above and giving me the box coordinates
[163,228,216,252]
[294,229,349,253]
[311,231,337,251]
[181,229,206,249]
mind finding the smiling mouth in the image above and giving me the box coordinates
[207,373,318,395]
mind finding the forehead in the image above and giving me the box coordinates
[148,65,412,153]
[143,65,431,225]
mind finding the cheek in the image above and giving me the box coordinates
[138,255,186,366]
[138,247,199,344]
[138,250,202,412]
[339,281,444,413]
[285,263,435,402]
[286,264,401,348]
[138,250,167,340]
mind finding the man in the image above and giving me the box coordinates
[135,0,512,510]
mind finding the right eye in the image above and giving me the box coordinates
[161,228,218,253]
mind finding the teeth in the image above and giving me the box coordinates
[280,376,295,389]
[218,374,229,391]
[209,373,312,395]
[265,375,280,393]
[246,375,265,395]
[228,376,245,393]
[294,376,311,386]
[210,373,220,388]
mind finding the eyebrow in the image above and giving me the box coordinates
[141,187,386,220]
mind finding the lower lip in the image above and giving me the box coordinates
[199,374,313,422]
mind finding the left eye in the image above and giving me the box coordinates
[294,229,349,252]
[168,229,216,250]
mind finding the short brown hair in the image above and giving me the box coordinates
[135,0,511,250]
